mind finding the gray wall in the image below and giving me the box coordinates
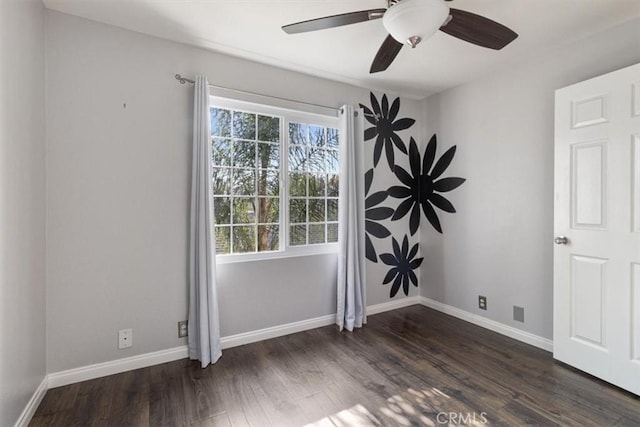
[420,18,640,340]
[45,11,422,373]
[0,0,47,425]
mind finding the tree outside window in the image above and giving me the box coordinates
[210,102,339,257]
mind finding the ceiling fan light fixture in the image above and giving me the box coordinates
[407,36,422,48]
[383,0,450,47]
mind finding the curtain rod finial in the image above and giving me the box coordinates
[175,74,188,84]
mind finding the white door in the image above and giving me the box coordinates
[554,63,640,395]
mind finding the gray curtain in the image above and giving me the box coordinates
[188,75,222,367]
[336,105,366,331]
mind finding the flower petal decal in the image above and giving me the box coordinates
[389,134,465,235]
[360,92,415,170]
[364,168,393,263]
[380,235,423,297]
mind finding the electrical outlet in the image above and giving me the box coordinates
[118,328,133,349]
[513,306,525,322]
[478,295,487,310]
[178,320,188,338]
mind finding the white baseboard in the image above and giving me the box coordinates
[48,346,188,388]
[417,296,553,352]
[27,295,553,426]
[367,295,421,315]
[220,297,419,348]
[220,313,336,349]
[14,376,48,427]
[47,298,423,389]
[47,313,337,389]
[44,294,550,409]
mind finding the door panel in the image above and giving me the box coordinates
[633,262,640,362]
[570,255,607,347]
[554,63,640,395]
[571,94,609,128]
[633,135,640,232]
[571,141,607,228]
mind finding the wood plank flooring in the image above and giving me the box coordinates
[31,306,640,426]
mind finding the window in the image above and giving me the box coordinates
[210,97,339,260]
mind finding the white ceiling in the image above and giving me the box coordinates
[42,0,640,99]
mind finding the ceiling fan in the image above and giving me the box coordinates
[282,0,518,73]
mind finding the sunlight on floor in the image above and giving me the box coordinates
[304,404,381,426]
[303,386,492,427]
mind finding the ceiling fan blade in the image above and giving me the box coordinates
[440,8,517,50]
[370,35,404,74]
[282,9,386,34]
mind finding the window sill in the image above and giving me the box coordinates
[216,243,339,264]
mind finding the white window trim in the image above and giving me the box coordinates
[210,95,340,263]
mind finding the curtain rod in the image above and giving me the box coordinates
[175,74,340,113]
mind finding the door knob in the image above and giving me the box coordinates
[554,236,569,245]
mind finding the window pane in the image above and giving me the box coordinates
[257,225,279,252]
[232,169,255,195]
[289,198,306,223]
[326,149,339,174]
[257,169,279,196]
[233,226,256,253]
[258,142,279,170]
[258,115,280,142]
[327,127,339,148]
[290,225,307,246]
[212,167,231,195]
[211,108,231,137]
[215,226,231,254]
[233,111,256,140]
[289,172,306,197]
[233,198,256,224]
[214,197,231,224]
[211,101,339,255]
[288,145,306,172]
[308,148,325,173]
[327,174,339,197]
[309,224,325,245]
[233,140,255,168]
[327,223,338,243]
[289,123,308,145]
[308,174,325,197]
[327,198,338,222]
[212,138,231,166]
[309,199,325,223]
[309,125,325,147]
[257,197,279,223]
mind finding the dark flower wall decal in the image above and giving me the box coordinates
[388,134,465,235]
[380,235,423,298]
[364,169,394,263]
[359,92,415,170]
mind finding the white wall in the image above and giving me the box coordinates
[420,18,640,339]
[0,0,47,425]
[45,11,422,373]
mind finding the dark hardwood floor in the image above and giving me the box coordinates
[31,306,640,426]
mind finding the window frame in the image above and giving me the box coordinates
[210,95,340,264]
